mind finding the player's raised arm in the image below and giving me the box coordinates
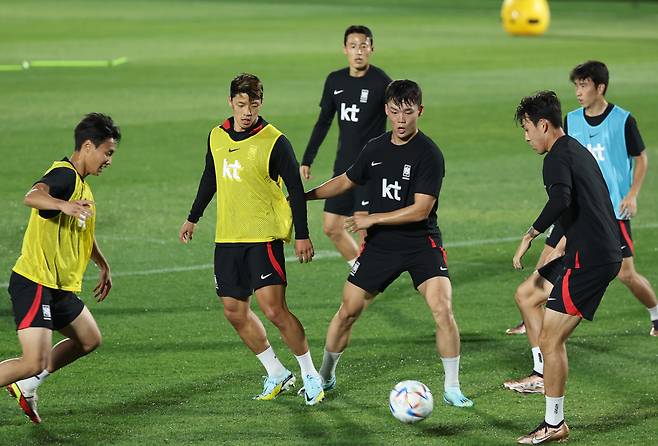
[25,182,94,218]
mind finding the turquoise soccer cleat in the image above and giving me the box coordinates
[443,387,473,408]
[253,370,296,401]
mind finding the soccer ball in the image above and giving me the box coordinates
[389,380,433,424]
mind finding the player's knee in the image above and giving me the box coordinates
[262,306,288,326]
[337,305,361,327]
[223,307,246,326]
[84,332,102,353]
[430,304,454,326]
[73,331,102,354]
[616,268,634,285]
[323,221,344,240]
[538,332,559,355]
[515,281,534,306]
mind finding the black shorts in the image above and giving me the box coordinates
[348,236,449,293]
[214,241,287,300]
[537,256,564,285]
[617,220,634,258]
[324,183,369,216]
[546,261,621,321]
[545,223,564,248]
[8,272,85,331]
[547,220,633,258]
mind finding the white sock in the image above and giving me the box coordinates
[347,258,357,268]
[441,356,460,391]
[319,349,342,382]
[295,351,319,378]
[17,369,50,394]
[545,395,565,426]
[256,346,286,378]
[532,346,544,375]
[648,305,658,321]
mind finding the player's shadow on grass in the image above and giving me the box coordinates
[36,376,223,446]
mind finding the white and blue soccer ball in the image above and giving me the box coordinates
[389,380,434,423]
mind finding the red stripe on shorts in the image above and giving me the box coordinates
[439,246,448,265]
[618,220,635,255]
[575,251,580,269]
[267,242,286,282]
[18,284,43,330]
[561,269,583,318]
[428,236,437,248]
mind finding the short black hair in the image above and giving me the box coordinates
[74,113,121,151]
[343,25,373,46]
[514,90,562,129]
[385,80,422,107]
[570,60,609,95]
[230,73,263,101]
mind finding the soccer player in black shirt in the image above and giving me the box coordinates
[512,91,622,444]
[305,80,473,408]
[300,25,391,268]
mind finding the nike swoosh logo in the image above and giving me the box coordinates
[620,245,627,249]
[547,298,556,301]
[229,148,240,152]
[361,201,369,206]
[440,267,448,271]
[260,273,273,280]
[371,161,382,166]
[333,90,343,95]
[589,133,599,138]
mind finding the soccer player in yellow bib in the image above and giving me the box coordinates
[1,113,120,424]
[179,74,324,405]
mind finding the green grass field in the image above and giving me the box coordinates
[1,1,657,444]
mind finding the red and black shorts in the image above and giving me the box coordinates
[8,272,85,331]
[547,220,634,258]
[545,260,621,321]
[617,220,634,258]
[545,223,564,249]
[214,241,287,300]
[348,236,449,294]
[537,256,565,285]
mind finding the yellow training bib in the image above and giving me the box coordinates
[13,161,95,292]
[210,123,292,243]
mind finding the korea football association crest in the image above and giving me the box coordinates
[360,89,369,103]
[402,164,411,180]
[42,304,51,321]
[350,261,360,276]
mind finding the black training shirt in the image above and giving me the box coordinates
[539,135,622,268]
[346,130,444,252]
[563,104,645,157]
[36,158,78,219]
[188,117,309,239]
[302,66,391,172]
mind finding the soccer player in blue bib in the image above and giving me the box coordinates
[566,61,658,337]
